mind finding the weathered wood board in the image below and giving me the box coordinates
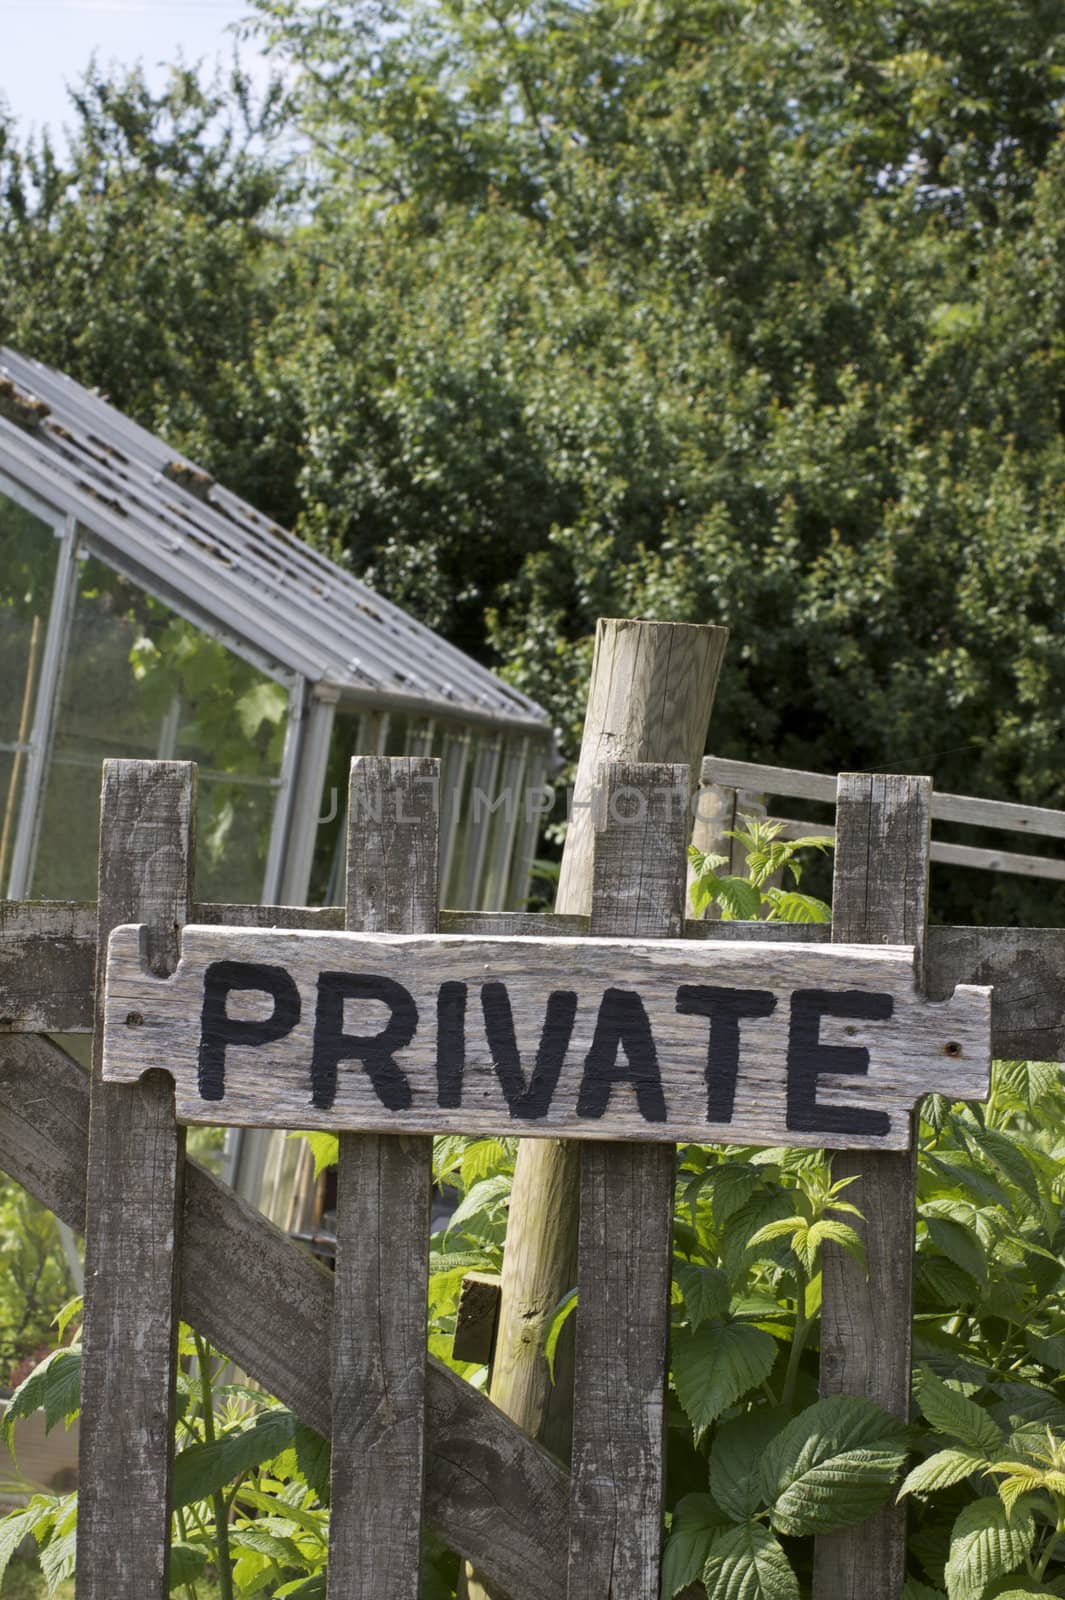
[103,926,990,1149]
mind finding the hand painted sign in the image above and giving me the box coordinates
[102,925,991,1150]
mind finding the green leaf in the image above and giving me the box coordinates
[943,1497,1035,1600]
[169,1543,209,1591]
[0,1503,47,1590]
[461,1138,514,1189]
[274,1577,326,1599]
[230,1525,305,1563]
[703,1522,799,1600]
[672,1322,777,1440]
[914,1368,1003,1456]
[762,887,831,924]
[710,1411,786,1522]
[898,1447,988,1500]
[924,1217,988,1282]
[545,1288,578,1380]
[661,1493,727,1596]
[294,1423,331,1503]
[2,1347,82,1455]
[674,1261,731,1330]
[445,1174,511,1238]
[173,1409,298,1509]
[290,1131,339,1178]
[235,679,288,739]
[761,1396,909,1535]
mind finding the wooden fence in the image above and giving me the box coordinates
[0,753,1062,1597]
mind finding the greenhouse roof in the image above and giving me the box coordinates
[0,348,549,734]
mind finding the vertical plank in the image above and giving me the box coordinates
[567,761,690,1600]
[327,756,437,1600]
[813,773,932,1600]
[77,760,195,1599]
[491,619,727,1488]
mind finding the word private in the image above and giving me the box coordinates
[102,926,991,1152]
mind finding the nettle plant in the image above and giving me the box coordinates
[4,824,1065,1598]
[688,816,834,925]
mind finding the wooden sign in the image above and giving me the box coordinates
[102,925,991,1150]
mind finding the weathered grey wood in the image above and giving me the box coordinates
[9,906,1057,1063]
[491,620,729,1479]
[925,924,1065,1060]
[0,1032,89,1227]
[813,774,932,1600]
[706,755,1065,842]
[567,762,689,1599]
[103,923,989,1147]
[0,901,96,1030]
[453,1272,503,1366]
[78,760,195,1600]
[772,817,1065,883]
[0,1031,569,1600]
[328,756,436,1600]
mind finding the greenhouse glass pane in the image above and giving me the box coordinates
[0,492,59,891]
[33,556,288,902]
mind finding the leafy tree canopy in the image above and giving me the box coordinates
[3,2,1065,920]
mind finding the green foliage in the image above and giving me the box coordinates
[689,819,833,924]
[0,1177,75,1384]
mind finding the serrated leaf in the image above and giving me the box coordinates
[914,1368,1003,1456]
[294,1424,330,1504]
[662,1493,728,1595]
[545,1288,578,1380]
[761,1396,909,1536]
[672,1322,777,1439]
[703,1522,799,1599]
[445,1173,511,1237]
[674,1261,731,1329]
[898,1447,988,1500]
[173,1409,298,1508]
[230,1525,305,1563]
[710,1411,786,1521]
[291,1131,338,1178]
[461,1138,513,1189]
[925,1217,987,1282]
[2,1347,82,1456]
[0,1503,46,1590]
[944,1497,1034,1600]
[169,1543,209,1590]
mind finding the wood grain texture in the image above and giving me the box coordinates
[813,774,932,1600]
[78,760,195,1600]
[704,756,1065,842]
[103,926,989,1148]
[16,904,1064,1063]
[328,757,436,1600]
[453,1272,503,1366]
[489,621,729,1485]
[0,900,96,1030]
[568,761,691,1600]
[925,925,1065,1061]
[772,818,1065,883]
[0,1032,570,1600]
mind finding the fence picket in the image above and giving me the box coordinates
[812,773,932,1600]
[567,761,690,1599]
[76,760,195,1599]
[327,756,437,1598]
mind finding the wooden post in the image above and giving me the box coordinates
[567,761,690,1598]
[812,774,932,1600]
[487,618,727,1470]
[77,760,195,1599]
[326,756,437,1598]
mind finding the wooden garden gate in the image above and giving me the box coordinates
[7,736,1062,1597]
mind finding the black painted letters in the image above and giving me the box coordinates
[311,973,418,1112]
[578,988,667,1122]
[197,961,301,1102]
[786,989,893,1136]
[676,985,777,1123]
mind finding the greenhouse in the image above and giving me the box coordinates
[0,348,554,917]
